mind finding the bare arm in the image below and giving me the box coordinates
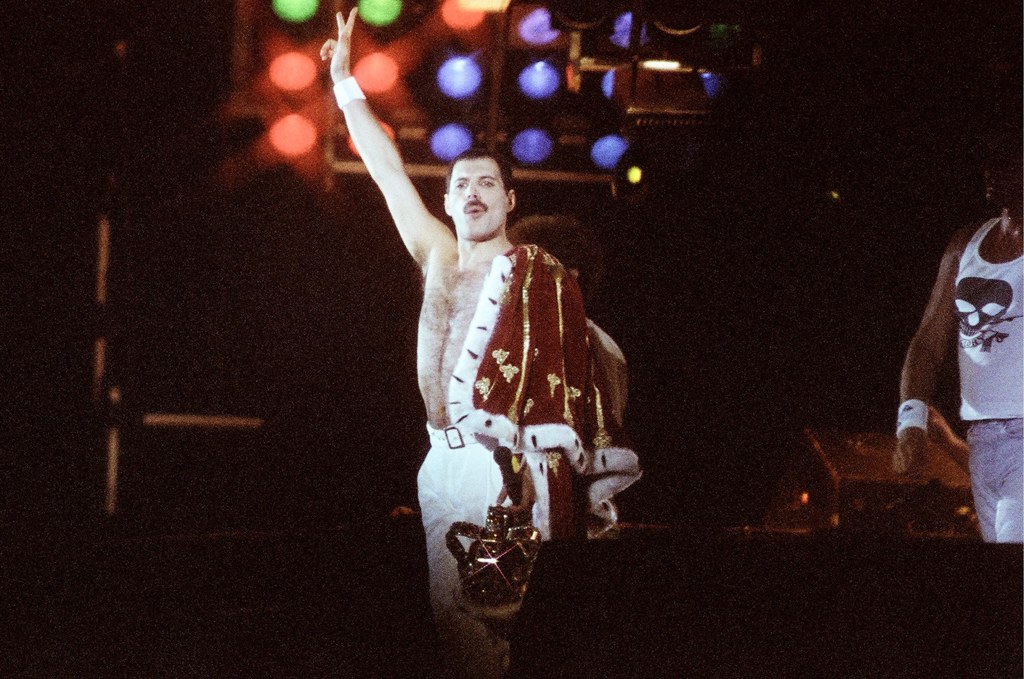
[899,234,966,402]
[321,9,454,269]
[893,227,972,474]
[927,405,971,472]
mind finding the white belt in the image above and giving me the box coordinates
[428,424,478,450]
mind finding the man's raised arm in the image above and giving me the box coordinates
[321,9,454,268]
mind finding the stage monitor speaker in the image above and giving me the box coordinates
[764,428,976,537]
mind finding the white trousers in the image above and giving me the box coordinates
[417,426,510,679]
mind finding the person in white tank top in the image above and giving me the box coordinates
[894,147,1022,543]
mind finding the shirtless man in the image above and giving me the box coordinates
[894,147,1022,543]
[322,10,639,677]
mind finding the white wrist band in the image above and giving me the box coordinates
[896,398,928,435]
[333,77,366,109]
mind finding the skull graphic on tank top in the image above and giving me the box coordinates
[955,276,1016,351]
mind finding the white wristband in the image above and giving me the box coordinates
[896,399,928,435]
[333,77,366,109]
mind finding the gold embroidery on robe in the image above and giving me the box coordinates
[492,348,509,366]
[547,373,562,398]
[554,270,574,428]
[475,376,493,400]
[500,364,520,383]
[523,398,534,417]
[547,451,561,476]
[592,384,612,449]
[507,248,536,422]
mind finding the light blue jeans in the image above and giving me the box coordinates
[968,418,1023,543]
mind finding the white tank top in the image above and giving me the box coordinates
[955,218,1024,420]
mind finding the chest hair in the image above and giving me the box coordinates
[418,264,487,425]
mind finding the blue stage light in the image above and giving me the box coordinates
[701,72,727,100]
[611,12,631,49]
[601,69,615,99]
[518,7,560,46]
[590,134,628,170]
[437,55,482,100]
[511,128,554,165]
[517,60,560,100]
[610,12,647,49]
[430,123,474,161]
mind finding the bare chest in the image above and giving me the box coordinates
[418,264,488,426]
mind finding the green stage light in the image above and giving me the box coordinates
[707,23,742,51]
[272,0,320,23]
[359,0,403,27]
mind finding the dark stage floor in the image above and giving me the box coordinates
[7,520,1021,678]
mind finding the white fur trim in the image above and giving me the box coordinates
[523,451,551,539]
[586,446,642,509]
[447,255,513,430]
[588,498,620,539]
[457,410,518,449]
[520,422,584,454]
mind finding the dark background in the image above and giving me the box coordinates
[5,0,1021,537]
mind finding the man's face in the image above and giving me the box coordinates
[984,156,1023,218]
[444,157,516,243]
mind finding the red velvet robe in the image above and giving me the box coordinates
[448,245,641,540]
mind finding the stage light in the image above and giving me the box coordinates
[601,69,615,99]
[269,114,318,156]
[549,0,613,31]
[645,0,704,35]
[430,123,474,161]
[708,23,743,51]
[511,128,554,165]
[457,0,510,10]
[359,0,403,27]
[642,59,683,71]
[437,55,483,99]
[612,142,648,200]
[442,0,485,30]
[517,60,560,100]
[609,12,649,50]
[700,72,726,100]
[610,11,633,49]
[269,52,318,91]
[353,52,400,93]
[272,0,320,23]
[517,7,561,47]
[590,134,628,170]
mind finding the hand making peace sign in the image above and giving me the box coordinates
[320,8,358,84]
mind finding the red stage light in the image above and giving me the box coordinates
[441,0,485,30]
[269,51,318,91]
[269,114,318,156]
[353,52,400,94]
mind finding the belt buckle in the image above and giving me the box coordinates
[444,426,465,449]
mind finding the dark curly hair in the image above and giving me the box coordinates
[445,147,515,194]
[507,214,604,303]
